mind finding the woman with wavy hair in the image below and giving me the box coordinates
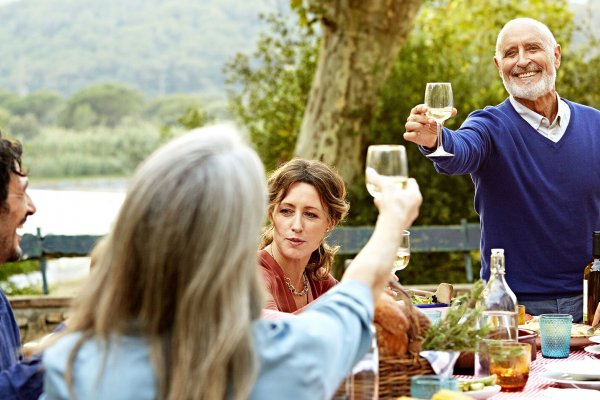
[258,159,349,313]
[42,124,422,400]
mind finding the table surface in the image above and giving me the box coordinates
[456,349,595,399]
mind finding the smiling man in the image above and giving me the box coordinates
[403,18,600,322]
[0,133,43,399]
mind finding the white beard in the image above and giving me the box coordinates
[501,64,556,100]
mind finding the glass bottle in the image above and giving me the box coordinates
[349,325,379,400]
[475,248,518,377]
[585,231,600,325]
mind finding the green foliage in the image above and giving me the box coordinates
[176,107,213,131]
[0,259,43,295]
[144,94,208,127]
[22,125,161,178]
[5,90,63,125]
[59,83,144,129]
[224,13,318,171]
[7,113,40,140]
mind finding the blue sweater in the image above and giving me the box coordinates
[423,99,600,300]
[0,290,44,399]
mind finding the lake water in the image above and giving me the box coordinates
[10,182,127,293]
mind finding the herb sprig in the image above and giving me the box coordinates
[421,279,489,352]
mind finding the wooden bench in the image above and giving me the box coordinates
[19,219,481,294]
[20,229,101,294]
[328,219,480,282]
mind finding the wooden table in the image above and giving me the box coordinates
[457,349,594,399]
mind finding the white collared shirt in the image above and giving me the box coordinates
[509,94,571,143]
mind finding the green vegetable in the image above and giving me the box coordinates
[421,280,489,352]
[457,374,497,392]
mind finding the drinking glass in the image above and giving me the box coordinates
[424,82,454,157]
[365,145,408,199]
[410,375,458,399]
[539,314,572,358]
[392,230,410,272]
[487,341,531,392]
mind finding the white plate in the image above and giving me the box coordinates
[539,371,600,390]
[546,360,600,380]
[463,385,501,399]
[585,344,600,355]
[589,335,600,344]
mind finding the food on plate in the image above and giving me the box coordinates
[408,283,454,305]
[457,374,497,392]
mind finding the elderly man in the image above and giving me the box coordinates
[0,133,42,399]
[404,17,600,322]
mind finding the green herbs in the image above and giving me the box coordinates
[421,280,489,352]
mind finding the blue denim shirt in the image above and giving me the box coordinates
[0,290,44,400]
[43,280,374,399]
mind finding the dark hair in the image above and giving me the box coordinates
[0,132,25,211]
[259,158,349,280]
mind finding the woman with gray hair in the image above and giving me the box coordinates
[42,124,422,400]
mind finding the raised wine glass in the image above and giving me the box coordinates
[392,230,411,272]
[424,82,454,157]
[365,145,410,273]
[365,145,408,199]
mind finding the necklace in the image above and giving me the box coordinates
[269,246,309,297]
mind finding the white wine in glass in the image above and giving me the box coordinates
[365,145,408,199]
[424,82,454,157]
[393,230,411,272]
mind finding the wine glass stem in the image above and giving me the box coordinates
[436,121,444,150]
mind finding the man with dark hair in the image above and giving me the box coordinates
[0,132,43,399]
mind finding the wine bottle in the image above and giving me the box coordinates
[585,231,600,325]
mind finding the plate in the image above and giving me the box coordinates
[585,344,600,355]
[589,335,600,344]
[539,371,600,390]
[546,360,600,380]
[463,385,501,399]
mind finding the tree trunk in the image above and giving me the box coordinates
[294,0,423,184]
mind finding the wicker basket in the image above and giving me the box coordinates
[342,289,434,399]
[378,353,434,398]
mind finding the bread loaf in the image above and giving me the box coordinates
[374,293,410,356]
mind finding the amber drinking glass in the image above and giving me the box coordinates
[486,341,531,392]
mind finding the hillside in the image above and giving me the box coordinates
[0,0,596,105]
[0,0,275,100]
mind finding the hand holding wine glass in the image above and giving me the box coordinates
[424,82,454,157]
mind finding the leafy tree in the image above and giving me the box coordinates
[225,13,317,171]
[6,90,63,125]
[143,94,208,127]
[60,82,144,129]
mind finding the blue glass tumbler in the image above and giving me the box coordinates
[410,375,458,399]
[539,314,572,359]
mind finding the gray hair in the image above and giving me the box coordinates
[61,124,268,399]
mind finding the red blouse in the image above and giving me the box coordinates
[258,250,338,314]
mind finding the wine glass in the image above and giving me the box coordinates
[424,82,454,157]
[393,230,410,272]
[365,145,408,199]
